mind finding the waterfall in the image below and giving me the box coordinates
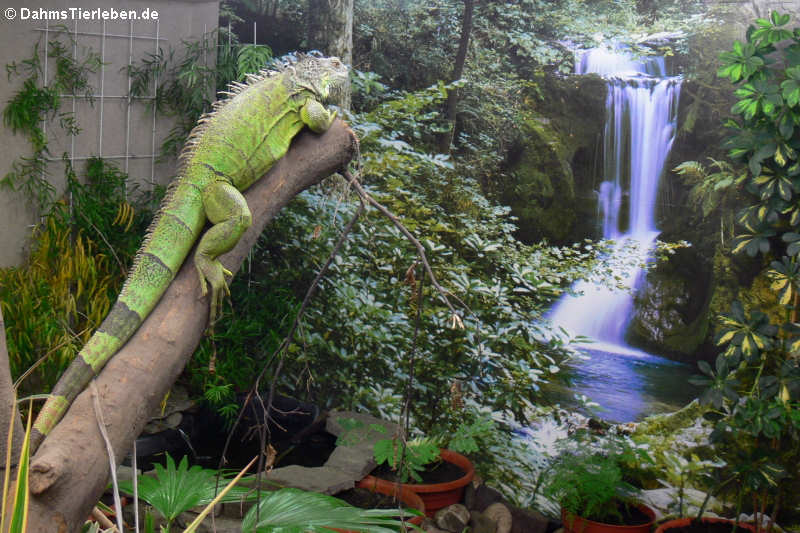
[547,47,681,353]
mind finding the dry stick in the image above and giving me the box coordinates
[395,262,424,529]
[215,196,365,512]
[345,171,468,323]
[91,380,124,533]
[90,506,118,531]
[132,439,139,533]
[251,198,367,521]
[12,326,91,390]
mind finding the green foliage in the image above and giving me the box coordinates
[237,44,273,80]
[0,158,154,394]
[543,438,644,523]
[118,454,256,531]
[2,31,101,210]
[241,487,416,532]
[656,450,723,518]
[688,12,800,518]
[374,437,441,483]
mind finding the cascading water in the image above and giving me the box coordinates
[547,47,681,353]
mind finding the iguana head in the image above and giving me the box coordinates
[292,55,349,103]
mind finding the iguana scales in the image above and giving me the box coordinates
[30,55,349,453]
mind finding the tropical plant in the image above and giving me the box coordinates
[689,11,800,528]
[2,29,101,211]
[241,487,417,532]
[0,158,155,395]
[543,440,648,525]
[373,436,442,484]
[656,450,725,518]
[117,454,257,531]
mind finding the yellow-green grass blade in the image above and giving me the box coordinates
[1,393,17,533]
[9,400,33,533]
[182,455,258,533]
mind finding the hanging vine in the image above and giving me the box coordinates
[2,27,101,211]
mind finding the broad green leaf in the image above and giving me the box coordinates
[241,488,415,532]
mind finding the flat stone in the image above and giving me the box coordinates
[435,503,470,532]
[324,443,377,479]
[326,410,397,444]
[265,465,355,495]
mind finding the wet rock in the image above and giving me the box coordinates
[469,510,497,533]
[264,465,354,494]
[324,443,376,479]
[435,503,470,532]
[484,503,512,533]
[509,505,549,533]
[470,483,505,512]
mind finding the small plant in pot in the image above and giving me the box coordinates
[341,416,488,516]
[543,440,656,533]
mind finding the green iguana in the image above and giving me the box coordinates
[30,54,349,453]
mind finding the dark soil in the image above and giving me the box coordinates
[578,501,652,526]
[660,523,750,533]
[371,458,466,484]
[337,487,403,510]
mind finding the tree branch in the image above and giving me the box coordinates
[24,120,358,532]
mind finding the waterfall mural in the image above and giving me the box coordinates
[547,47,681,355]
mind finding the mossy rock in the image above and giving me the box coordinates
[498,74,606,245]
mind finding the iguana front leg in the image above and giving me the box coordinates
[301,98,337,133]
[195,180,252,323]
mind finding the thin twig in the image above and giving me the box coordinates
[132,439,139,533]
[396,261,424,528]
[91,380,124,533]
[13,327,90,390]
[216,192,365,522]
[345,171,467,324]
[77,209,126,274]
[252,197,366,521]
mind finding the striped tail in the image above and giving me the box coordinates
[30,181,206,452]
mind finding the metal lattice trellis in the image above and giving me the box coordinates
[35,18,169,197]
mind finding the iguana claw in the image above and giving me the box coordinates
[195,257,233,324]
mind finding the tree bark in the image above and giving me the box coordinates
[0,305,24,470]
[437,0,474,154]
[23,120,358,533]
[306,0,354,110]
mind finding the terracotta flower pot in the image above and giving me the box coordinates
[360,449,475,517]
[561,504,656,533]
[654,517,758,533]
[330,479,426,533]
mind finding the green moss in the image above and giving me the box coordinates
[635,400,706,436]
[632,400,710,458]
[502,113,578,243]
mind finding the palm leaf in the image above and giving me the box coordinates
[241,487,417,533]
[118,454,256,523]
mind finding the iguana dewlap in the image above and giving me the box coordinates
[30,55,349,453]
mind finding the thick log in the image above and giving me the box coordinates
[24,121,357,532]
